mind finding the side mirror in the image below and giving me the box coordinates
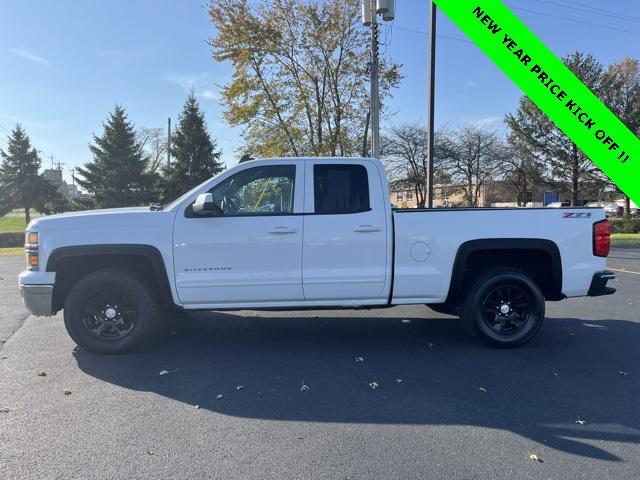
[192,193,219,216]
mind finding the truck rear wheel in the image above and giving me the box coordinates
[462,268,545,347]
[63,268,159,354]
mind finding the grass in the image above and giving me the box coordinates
[0,247,24,256]
[0,215,27,233]
[611,233,640,245]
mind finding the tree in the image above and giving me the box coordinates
[443,125,505,207]
[0,124,50,224]
[601,57,640,215]
[503,133,545,207]
[208,0,401,157]
[382,124,452,208]
[161,93,224,202]
[76,106,159,209]
[137,127,167,174]
[505,52,605,205]
[36,180,71,215]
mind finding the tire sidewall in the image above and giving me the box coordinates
[64,269,158,354]
[464,269,545,347]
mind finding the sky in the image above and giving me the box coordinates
[1,0,640,183]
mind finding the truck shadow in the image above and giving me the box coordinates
[74,310,640,462]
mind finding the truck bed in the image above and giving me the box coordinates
[391,207,606,304]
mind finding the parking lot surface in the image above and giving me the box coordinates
[1,247,639,479]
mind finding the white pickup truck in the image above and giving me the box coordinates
[19,157,615,353]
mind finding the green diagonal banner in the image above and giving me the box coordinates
[433,0,639,205]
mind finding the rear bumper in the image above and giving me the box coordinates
[19,284,54,316]
[587,271,616,297]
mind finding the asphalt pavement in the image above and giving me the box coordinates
[1,248,639,479]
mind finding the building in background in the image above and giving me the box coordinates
[43,167,81,200]
[390,183,488,208]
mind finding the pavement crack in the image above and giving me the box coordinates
[0,313,30,351]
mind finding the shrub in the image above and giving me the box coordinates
[0,232,24,248]
[610,218,640,234]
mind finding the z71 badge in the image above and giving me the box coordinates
[563,212,592,218]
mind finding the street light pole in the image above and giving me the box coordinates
[426,1,437,208]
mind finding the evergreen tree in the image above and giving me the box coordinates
[505,52,605,205]
[0,124,47,224]
[161,93,224,202]
[601,57,640,215]
[76,106,158,209]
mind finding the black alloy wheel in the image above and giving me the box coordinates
[462,268,545,347]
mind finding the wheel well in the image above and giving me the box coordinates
[52,254,170,313]
[447,240,563,304]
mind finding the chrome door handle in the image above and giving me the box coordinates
[269,226,298,234]
[353,225,383,233]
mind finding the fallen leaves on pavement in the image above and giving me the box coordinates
[300,384,310,392]
[528,453,543,463]
[369,381,380,390]
[36,369,47,377]
[478,387,487,392]
[63,388,73,396]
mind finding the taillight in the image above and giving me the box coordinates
[593,219,611,257]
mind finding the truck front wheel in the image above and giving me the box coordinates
[63,268,159,354]
[462,268,545,347]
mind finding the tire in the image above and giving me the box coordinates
[461,268,545,347]
[63,268,160,354]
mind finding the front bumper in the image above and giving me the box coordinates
[19,284,54,316]
[587,271,616,297]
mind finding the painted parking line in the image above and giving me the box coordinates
[609,268,640,276]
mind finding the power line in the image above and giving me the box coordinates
[506,5,640,37]
[526,0,640,24]
[0,123,12,139]
[397,7,640,40]
[557,0,640,23]
[394,25,472,43]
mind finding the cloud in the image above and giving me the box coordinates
[470,116,501,129]
[10,48,51,67]
[199,89,216,100]
[165,73,220,101]
[0,109,62,131]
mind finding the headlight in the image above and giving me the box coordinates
[26,231,39,246]
[25,230,39,270]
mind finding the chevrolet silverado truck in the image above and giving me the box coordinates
[19,157,615,353]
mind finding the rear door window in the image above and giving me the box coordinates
[313,164,370,214]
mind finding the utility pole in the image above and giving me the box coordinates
[370,4,380,158]
[49,154,55,169]
[362,0,395,159]
[167,117,172,166]
[426,1,437,208]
